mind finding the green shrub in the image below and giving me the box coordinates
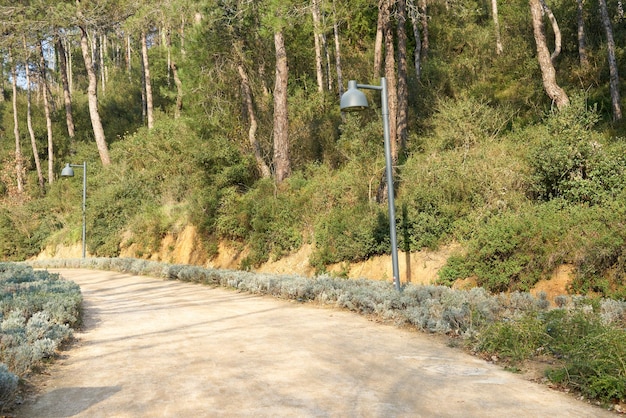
[476,313,547,363]
[546,312,626,403]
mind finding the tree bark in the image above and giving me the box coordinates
[9,48,24,194]
[374,0,384,78]
[332,0,344,97]
[419,0,429,59]
[57,36,76,142]
[237,50,271,178]
[576,0,589,69]
[383,0,398,160]
[491,0,503,54]
[598,0,622,121]
[397,0,409,152]
[38,41,54,184]
[311,0,325,92]
[141,30,154,129]
[529,0,569,110]
[80,25,111,165]
[23,38,45,192]
[540,0,561,65]
[408,0,422,79]
[272,29,291,183]
[171,61,183,119]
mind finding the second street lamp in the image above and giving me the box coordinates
[61,162,87,259]
[340,78,401,292]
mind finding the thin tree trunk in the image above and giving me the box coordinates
[332,0,344,97]
[419,0,429,59]
[23,38,45,192]
[141,31,154,129]
[38,41,54,184]
[491,0,503,54]
[408,0,422,79]
[9,48,24,194]
[312,0,325,92]
[540,0,562,65]
[397,0,409,153]
[171,61,183,119]
[126,34,132,77]
[529,0,569,109]
[57,37,76,142]
[236,45,271,178]
[66,37,73,92]
[272,29,291,183]
[383,0,398,159]
[374,0,384,78]
[80,26,111,165]
[599,0,622,121]
[577,0,589,69]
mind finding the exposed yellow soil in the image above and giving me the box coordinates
[36,225,571,299]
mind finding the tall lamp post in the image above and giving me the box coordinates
[61,162,87,259]
[340,78,400,291]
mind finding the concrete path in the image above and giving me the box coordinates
[15,269,612,417]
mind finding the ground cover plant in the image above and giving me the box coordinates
[29,258,626,409]
[0,264,82,412]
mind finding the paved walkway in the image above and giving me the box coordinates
[16,269,612,417]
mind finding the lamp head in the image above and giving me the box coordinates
[340,80,369,111]
[61,163,75,177]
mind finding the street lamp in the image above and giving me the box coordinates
[61,162,87,259]
[340,78,400,291]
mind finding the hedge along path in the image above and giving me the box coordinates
[16,269,613,417]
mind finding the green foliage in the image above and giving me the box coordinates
[477,313,547,363]
[438,199,626,296]
[310,205,389,269]
[216,178,303,267]
[546,309,626,403]
[524,96,626,204]
[430,97,513,151]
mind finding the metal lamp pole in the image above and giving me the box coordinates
[340,78,401,291]
[61,162,87,258]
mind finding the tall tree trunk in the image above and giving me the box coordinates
[100,33,107,94]
[23,39,45,192]
[141,31,154,129]
[374,0,384,78]
[171,61,183,119]
[126,34,132,77]
[57,37,76,143]
[272,29,291,183]
[540,0,562,65]
[236,46,271,178]
[408,0,422,79]
[491,0,503,54]
[332,0,344,97]
[577,0,589,69]
[383,0,398,160]
[9,49,24,194]
[599,0,622,121]
[419,0,429,59]
[529,0,569,109]
[311,0,325,92]
[397,0,409,153]
[80,25,111,165]
[66,37,73,92]
[38,41,54,184]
